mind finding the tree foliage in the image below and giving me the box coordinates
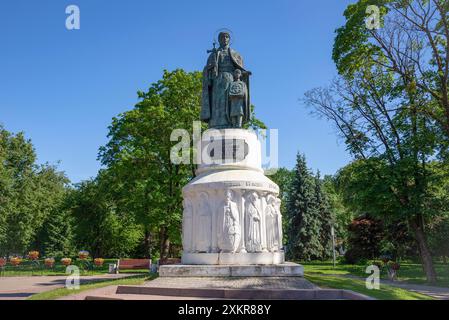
[269,167,294,244]
[334,0,449,153]
[97,69,202,259]
[344,216,384,264]
[0,126,70,256]
[322,175,354,251]
[69,177,143,258]
[305,13,445,279]
[314,172,334,260]
[97,69,266,259]
[286,153,323,260]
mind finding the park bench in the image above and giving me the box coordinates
[116,259,151,273]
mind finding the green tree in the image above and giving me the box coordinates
[314,172,334,260]
[345,216,384,264]
[269,167,293,244]
[70,177,142,258]
[327,0,449,282]
[286,153,323,260]
[333,0,449,145]
[98,69,203,259]
[0,129,13,252]
[322,175,354,253]
[305,55,441,282]
[37,206,74,258]
[0,126,36,255]
[428,215,449,263]
[382,220,417,261]
[0,126,70,256]
[98,69,266,259]
[31,165,73,257]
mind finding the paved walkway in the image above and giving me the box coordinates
[59,285,206,300]
[0,274,136,300]
[317,273,449,300]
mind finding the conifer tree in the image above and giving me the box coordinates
[286,153,322,260]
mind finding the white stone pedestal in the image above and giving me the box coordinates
[170,128,302,277]
[159,262,304,277]
[182,252,285,265]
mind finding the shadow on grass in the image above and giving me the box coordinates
[305,273,433,300]
[300,261,449,287]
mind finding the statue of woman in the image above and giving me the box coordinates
[245,192,262,252]
[182,199,193,253]
[219,190,241,253]
[275,197,284,250]
[196,193,212,253]
[201,32,251,128]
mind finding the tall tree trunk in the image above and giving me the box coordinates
[159,226,170,260]
[409,215,437,283]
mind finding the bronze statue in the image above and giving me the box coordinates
[201,32,251,129]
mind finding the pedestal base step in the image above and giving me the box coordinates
[158,262,303,277]
[115,276,372,300]
[182,252,285,265]
[114,286,371,300]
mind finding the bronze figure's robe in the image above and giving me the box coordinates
[201,47,250,128]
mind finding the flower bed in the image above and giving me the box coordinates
[61,258,72,266]
[94,258,104,267]
[45,258,55,268]
[10,257,22,266]
[78,251,89,260]
[28,251,39,260]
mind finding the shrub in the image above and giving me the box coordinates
[344,216,383,264]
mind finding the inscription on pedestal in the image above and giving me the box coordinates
[206,138,249,162]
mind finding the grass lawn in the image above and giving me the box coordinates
[27,273,157,300]
[305,273,433,300]
[301,261,449,287]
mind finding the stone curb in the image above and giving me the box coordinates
[115,285,373,300]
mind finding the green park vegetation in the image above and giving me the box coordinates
[0,258,148,277]
[1,0,449,299]
[0,69,266,265]
[302,261,449,287]
[299,0,449,285]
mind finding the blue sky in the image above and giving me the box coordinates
[0,0,354,183]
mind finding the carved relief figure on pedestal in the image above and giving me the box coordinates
[265,195,280,252]
[275,197,284,250]
[182,199,194,253]
[219,189,241,253]
[196,192,212,253]
[245,192,263,252]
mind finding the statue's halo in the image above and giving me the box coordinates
[214,28,234,45]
